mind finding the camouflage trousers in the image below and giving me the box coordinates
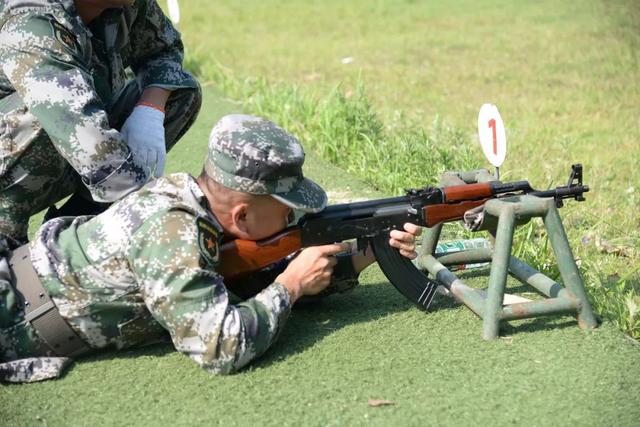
[0,81,202,243]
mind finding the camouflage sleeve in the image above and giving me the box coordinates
[130,210,292,374]
[128,0,198,90]
[0,13,148,202]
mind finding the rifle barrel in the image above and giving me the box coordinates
[529,185,589,200]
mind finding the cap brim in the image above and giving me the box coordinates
[271,178,327,213]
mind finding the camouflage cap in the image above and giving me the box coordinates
[204,114,327,213]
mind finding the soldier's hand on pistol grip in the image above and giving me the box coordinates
[121,104,167,178]
[275,242,352,303]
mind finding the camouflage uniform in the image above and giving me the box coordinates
[0,115,360,383]
[0,0,201,244]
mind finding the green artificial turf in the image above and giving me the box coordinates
[3,89,639,427]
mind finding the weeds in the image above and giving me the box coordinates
[582,262,640,338]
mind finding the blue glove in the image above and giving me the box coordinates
[120,104,166,178]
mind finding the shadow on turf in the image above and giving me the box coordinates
[251,280,460,369]
[75,280,582,374]
[76,281,461,370]
[500,317,585,336]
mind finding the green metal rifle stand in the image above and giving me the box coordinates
[415,170,598,340]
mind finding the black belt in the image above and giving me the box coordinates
[9,245,90,358]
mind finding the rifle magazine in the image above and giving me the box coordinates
[370,234,439,310]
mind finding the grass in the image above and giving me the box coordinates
[182,0,639,236]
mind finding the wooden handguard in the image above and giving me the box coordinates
[423,199,488,227]
[442,182,493,202]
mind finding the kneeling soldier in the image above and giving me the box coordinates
[0,0,202,246]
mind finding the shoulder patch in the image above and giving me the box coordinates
[196,216,222,266]
[49,19,80,52]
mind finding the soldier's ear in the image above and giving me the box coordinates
[230,203,250,237]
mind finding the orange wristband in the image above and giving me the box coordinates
[136,101,165,114]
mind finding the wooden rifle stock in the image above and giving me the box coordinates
[218,228,303,281]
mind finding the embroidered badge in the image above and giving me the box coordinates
[196,217,221,266]
[50,20,80,52]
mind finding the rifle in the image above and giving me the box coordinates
[219,164,589,309]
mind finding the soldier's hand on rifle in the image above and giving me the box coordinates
[389,223,422,260]
[276,242,352,303]
[352,223,423,273]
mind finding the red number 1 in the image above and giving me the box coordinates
[488,118,497,155]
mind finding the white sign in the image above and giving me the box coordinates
[477,104,507,167]
[167,0,181,25]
